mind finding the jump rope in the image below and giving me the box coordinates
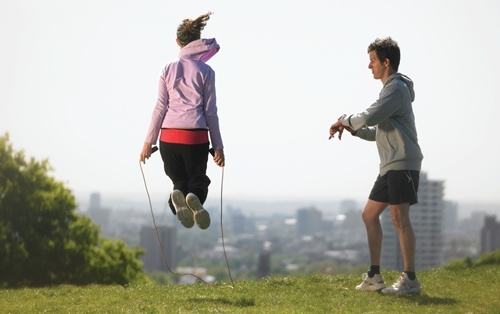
[139,146,234,287]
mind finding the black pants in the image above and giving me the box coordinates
[159,141,211,215]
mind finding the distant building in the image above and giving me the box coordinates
[381,172,444,270]
[339,199,358,214]
[140,225,177,272]
[442,200,459,231]
[87,192,111,230]
[336,209,365,244]
[296,207,323,236]
[176,267,215,284]
[480,215,500,254]
[256,241,272,279]
[459,211,488,242]
[232,212,246,234]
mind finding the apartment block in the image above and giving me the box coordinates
[481,215,500,254]
[139,225,177,272]
[296,207,323,236]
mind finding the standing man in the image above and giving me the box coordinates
[329,37,423,294]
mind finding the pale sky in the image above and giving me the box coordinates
[1,0,500,213]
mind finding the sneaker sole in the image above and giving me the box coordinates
[186,193,211,230]
[356,284,386,291]
[171,190,194,228]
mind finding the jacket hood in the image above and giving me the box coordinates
[179,38,220,63]
[387,73,415,102]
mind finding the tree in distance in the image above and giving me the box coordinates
[0,133,150,287]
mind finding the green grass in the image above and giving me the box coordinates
[1,266,499,313]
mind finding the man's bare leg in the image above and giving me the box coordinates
[390,203,415,272]
[362,200,389,266]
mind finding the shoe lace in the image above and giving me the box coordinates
[361,273,368,281]
[393,274,407,288]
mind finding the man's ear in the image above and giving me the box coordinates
[176,38,183,47]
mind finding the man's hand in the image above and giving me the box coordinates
[329,114,346,140]
[329,121,344,140]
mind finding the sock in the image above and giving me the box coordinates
[404,271,416,280]
[368,265,380,278]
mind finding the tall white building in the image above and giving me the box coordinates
[442,200,459,231]
[87,192,111,231]
[140,225,177,272]
[481,215,500,254]
[296,207,323,236]
[381,172,444,270]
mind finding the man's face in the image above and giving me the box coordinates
[368,50,386,80]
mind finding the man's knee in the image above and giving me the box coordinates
[362,201,387,224]
[390,204,411,230]
[361,210,377,224]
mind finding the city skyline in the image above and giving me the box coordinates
[83,182,497,281]
[78,185,498,222]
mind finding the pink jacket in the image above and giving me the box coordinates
[144,38,223,149]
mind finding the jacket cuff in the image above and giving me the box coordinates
[341,115,354,128]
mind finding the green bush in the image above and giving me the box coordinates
[0,133,149,287]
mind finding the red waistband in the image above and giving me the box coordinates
[160,129,209,144]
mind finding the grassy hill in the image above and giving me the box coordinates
[1,264,499,313]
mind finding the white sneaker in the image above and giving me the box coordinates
[186,193,211,230]
[382,273,421,294]
[171,190,194,228]
[355,273,386,291]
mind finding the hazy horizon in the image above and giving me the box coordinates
[74,189,500,221]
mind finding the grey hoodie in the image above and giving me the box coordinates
[342,73,423,176]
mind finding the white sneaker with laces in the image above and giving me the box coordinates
[382,273,421,294]
[186,193,211,230]
[355,273,386,291]
[171,190,194,228]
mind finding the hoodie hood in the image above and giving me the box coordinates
[387,73,415,102]
[179,38,220,63]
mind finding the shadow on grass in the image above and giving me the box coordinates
[186,296,255,308]
[387,293,458,306]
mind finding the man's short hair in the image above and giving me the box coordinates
[368,37,400,72]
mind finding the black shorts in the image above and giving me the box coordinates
[369,170,420,205]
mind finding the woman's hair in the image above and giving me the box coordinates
[176,12,212,47]
[367,37,400,72]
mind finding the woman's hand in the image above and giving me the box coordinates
[213,149,225,167]
[140,142,153,164]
